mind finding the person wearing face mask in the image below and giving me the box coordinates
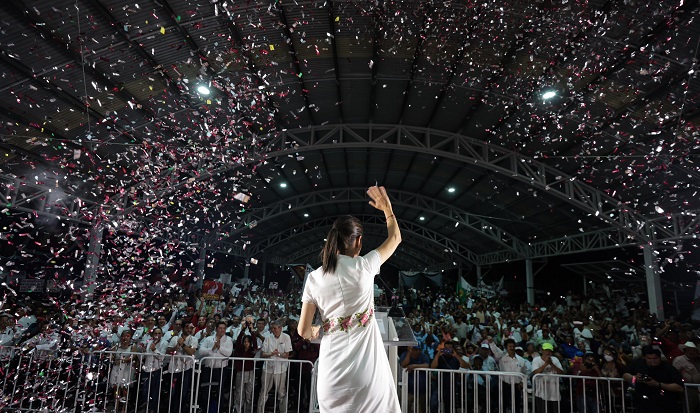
[599,347,625,413]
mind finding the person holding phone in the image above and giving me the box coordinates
[430,340,469,413]
[622,345,684,413]
[297,186,402,412]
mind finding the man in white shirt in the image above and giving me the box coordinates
[24,322,60,361]
[136,315,157,345]
[0,313,17,347]
[257,319,292,413]
[198,321,234,412]
[472,343,498,372]
[454,315,468,342]
[194,319,215,344]
[162,319,183,345]
[16,307,37,334]
[488,337,530,413]
[139,328,168,413]
[167,323,198,413]
[226,316,243,340]
[531,342,565,412]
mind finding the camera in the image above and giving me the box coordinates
[640,374,651,381]
[443,348,453,355]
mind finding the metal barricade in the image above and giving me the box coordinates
[531,373,627,413]
[197,356,314,413]
[0,344,75,412]
[685,383,700,413]
[400,368,529,413]
[0,346,20,399]
[83,350,196,413]
[0,347,197,413]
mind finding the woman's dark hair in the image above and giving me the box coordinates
[321,216,363,274]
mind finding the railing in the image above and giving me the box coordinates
[531,373,627,413]
[195,356,314,413]
[685,383,700,413]
[0,346,314,413]
[400,368,529,413]
[2,345,653,413]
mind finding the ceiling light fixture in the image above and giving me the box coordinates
[197,85,211,95]
[303,213,309,217]
[280,183,287,188]
[447,187,456,193]
[419,216,425,221]
[542,91,556,100]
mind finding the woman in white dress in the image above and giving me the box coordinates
[298,186,402,413]
[108,329,138,412]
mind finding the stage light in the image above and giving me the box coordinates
[280,183,287,188]
[197,85,211,95]
[447,187,456,193]
[542,91,556,100]
[419,216,425,221]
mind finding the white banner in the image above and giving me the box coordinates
[459,277,498,298]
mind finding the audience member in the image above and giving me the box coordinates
[622,345,684,413]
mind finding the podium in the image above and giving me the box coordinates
[375,306,418,388]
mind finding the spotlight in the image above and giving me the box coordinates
[447,187,456,193]
[542,91,556,100]
[280,183,287,188]
[197,85,211,95]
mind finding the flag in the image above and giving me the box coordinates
[494,276,504,292]
[457,276,471,304]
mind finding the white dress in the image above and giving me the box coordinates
[302,250,400,413]
[108,345,136,386]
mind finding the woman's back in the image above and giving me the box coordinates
[297,188,402,413]
[303,250,400,413]
[304,253,377,329]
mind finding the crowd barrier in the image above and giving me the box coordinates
[0,347,313,413]
[685,383,700,413]
[398,368,639,413]
[400,368,529,413]
[531,373,627,413]
[4,345,697,413]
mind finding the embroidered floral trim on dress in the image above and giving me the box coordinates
[322,307,374,334]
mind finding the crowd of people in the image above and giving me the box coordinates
[0,278,699,413]
[0,281,318,413]
[398,284,699,413]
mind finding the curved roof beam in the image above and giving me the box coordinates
[245,215,517,265]
[255,124,689,243]
[218,187,529,257]
[257,222,458,267]
[201,218,460,269]
[269,234,446,271]
[114,124,700,252]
